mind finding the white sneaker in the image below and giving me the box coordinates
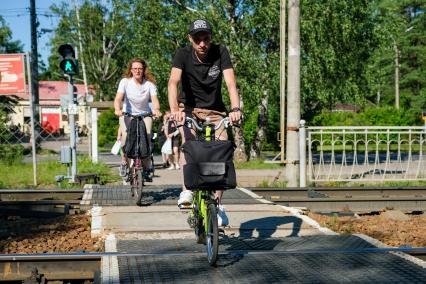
[178,191,193,207]
[167,164,175,170]
[217,205,229,227]
[175,163,180,170]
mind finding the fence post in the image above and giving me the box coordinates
[91,108,98,163]
[299,120,306,187]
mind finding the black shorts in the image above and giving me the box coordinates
[171,136,180,148]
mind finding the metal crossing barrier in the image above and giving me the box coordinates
[305,126,426,183]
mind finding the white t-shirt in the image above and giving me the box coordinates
[117,77,157,115]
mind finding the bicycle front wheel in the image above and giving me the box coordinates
[206,203,219,266]
[134,169,144,205]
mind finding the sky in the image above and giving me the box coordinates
[0,0,62,65]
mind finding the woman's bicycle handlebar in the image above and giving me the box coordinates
[123,111,153,118]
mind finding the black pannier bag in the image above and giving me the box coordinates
[182,140,237,190]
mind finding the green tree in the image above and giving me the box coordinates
[44,1,131,101]
[301,0,377,120]
[366,0,426,114]
[0,15,24,53]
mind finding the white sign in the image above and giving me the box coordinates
[68,104,78,115]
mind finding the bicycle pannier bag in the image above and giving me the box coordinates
[182,140,237,190]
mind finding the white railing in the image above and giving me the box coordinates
[305,125,426,183]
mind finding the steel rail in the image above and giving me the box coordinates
[249,187,426,212]
[0,189,84,201]
[0,254,100,282]
[0,248,424,281]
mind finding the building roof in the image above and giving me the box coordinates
[332,103,361,112]
[6,81,95,106]
[10,81,94,100]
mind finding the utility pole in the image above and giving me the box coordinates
[394,42,400,110]
[280,0,286,163]
[286,0,301,187]
[74,0,92,157]
[30,0,40,141]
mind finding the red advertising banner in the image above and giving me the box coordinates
[0,54,25,94]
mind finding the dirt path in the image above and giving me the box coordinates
[309,211,426,247]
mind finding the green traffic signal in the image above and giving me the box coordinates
[58,44,79,76]
[60,58,79,75]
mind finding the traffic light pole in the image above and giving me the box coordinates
[68,75,77,182]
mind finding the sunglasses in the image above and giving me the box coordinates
[192,35,211,44]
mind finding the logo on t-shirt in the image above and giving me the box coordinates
[208,65,220,79]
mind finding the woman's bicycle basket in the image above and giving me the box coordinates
[182,140,237,190]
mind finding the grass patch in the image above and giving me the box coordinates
[235,159,283,169]
[0,155,120,189]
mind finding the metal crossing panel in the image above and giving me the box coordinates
[115,236,426,283]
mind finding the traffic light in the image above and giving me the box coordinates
[58,44,79,75]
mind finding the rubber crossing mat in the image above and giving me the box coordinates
[116,235,426,283]
[81,185,262,207]
[117,235,375,254]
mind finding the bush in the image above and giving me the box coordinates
[98,108,119,147]
[311,107,421,126]
[0,144,24,165]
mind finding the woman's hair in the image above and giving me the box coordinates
[124,58,156,84]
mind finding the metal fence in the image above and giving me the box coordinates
[0,102,96,185]
[307,126,426,183]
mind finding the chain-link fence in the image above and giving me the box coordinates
[0,102,94,185]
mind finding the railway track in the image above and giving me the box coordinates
[0,190,84,216]
[0,254,100,283]
[0,249,424,282]
[249,186,426,213]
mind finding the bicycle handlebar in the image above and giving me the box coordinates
[182,116,233,132]
[123,111,153,118]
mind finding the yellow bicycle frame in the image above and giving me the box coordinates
[194,124,213,235]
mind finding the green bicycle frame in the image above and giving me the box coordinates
[193,124,214,236]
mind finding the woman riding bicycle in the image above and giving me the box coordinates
[114,58,162,177]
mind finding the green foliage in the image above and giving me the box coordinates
[311,107,421,126]
[366,1,426,111]
[42,0,425,155]
[301,0,377,119]
[0,15,24,53]
[0,144,24,165]
[98,108,119,147]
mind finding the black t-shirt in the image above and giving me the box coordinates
[172,44,233,112]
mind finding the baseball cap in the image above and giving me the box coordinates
[188,19,212,35]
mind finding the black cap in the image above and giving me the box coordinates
[188,19,212,35]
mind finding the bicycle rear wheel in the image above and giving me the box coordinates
[206,203,219,265]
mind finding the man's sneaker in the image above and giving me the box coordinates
[119,163,127,177]
[167,164,175,170]
[178,191,193,208]
[217,205,229,227]
[175,163,180,170]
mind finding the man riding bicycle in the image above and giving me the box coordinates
[114,58,162,179]
[168,19,242,226]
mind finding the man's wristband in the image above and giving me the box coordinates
[230,107,241,113]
